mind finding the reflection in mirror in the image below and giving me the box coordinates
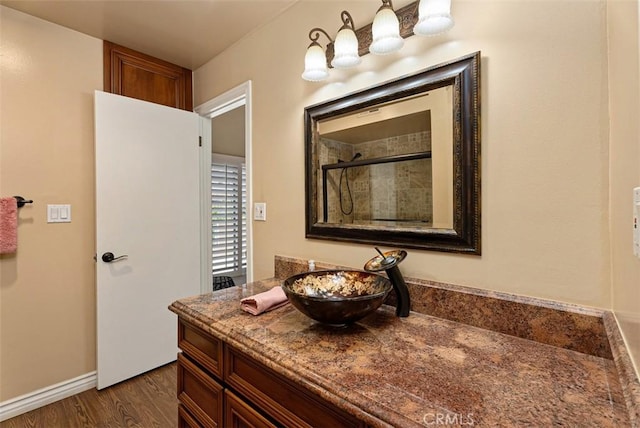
[305,52,481,254]
[317,87,453,229]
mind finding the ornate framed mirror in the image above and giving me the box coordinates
[304,52,481,254]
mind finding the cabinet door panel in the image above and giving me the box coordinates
[104,41,192,111]
[177,353,224,428]
[224,345,364,428]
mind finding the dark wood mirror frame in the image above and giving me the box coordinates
[304,51,481,254]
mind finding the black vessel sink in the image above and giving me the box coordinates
[282,270,392,326]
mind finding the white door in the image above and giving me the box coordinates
[94,91,201,389]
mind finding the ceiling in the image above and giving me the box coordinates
[0,0,299,70]
[322,112,430,144]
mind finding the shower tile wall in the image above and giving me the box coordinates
[319,131,432,225]
[317,138,355,224]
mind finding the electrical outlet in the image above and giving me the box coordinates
[254,202,266,221]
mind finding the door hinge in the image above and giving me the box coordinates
[198,136,202,147]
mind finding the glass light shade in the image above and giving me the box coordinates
[302,44,329,81]
[369,7,404,55]
[331,27,361,69]
[413,0,454,36]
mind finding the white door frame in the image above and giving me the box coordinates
[195,81,253,292]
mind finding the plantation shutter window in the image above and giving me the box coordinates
[211,154,246,275]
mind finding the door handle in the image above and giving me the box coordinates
[101,252,128,263]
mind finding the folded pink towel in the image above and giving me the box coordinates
[0,197,18,254]
[241,286,289,315]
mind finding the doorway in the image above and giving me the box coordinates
[195,82,253,292]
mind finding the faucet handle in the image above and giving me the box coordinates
[364,248,410,317]
[364,248,407,272]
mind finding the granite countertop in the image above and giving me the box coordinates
[170,279,631,427]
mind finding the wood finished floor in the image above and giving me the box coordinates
[1,363,177,428]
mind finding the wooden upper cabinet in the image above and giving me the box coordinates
[104,41,193,111]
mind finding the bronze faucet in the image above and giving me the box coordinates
[364,248,410,317]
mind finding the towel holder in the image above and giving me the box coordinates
[13,196,33,208]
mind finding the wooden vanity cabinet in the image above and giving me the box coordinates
[176,318,365,428]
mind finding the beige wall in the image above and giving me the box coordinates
[0,6,102,400]
[212,105,245,157]
[195,0,611,308]
[608,0,640,372]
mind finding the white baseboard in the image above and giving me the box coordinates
[0,371,96,422]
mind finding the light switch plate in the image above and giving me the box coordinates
[634,187,640,258]
[254,202,266,221]
[48,204,71,223]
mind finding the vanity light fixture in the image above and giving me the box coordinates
[331,11,361,69]
[301,28,333,81]
[369,0,404,55]
[302,0,455,82]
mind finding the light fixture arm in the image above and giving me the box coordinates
[380,0,395,10]
[307,27,333,47]
[339,10,356,31]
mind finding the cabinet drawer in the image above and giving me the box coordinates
[177,353,224,428]
[224,390,277,428]
[178,404,201,428]
[178,318,223,378]
[224,345,364,428]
